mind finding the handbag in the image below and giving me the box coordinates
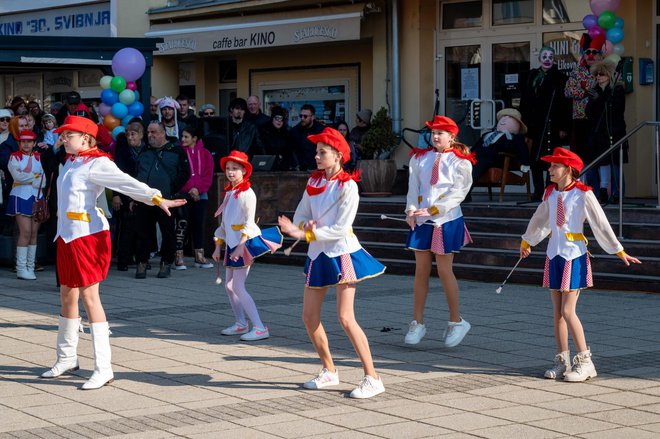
[32,173,53,223]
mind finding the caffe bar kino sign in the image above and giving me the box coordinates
[153,14,360,55]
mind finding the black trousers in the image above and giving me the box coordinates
[135,204,176,264]
[115,207,139,267]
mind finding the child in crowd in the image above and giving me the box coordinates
[520,147,640,382]
[212,151,282,341]
[404,116,475,347]
[278,127,386,399]
[40,114,59,148]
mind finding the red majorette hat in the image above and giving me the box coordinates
[54,115,98,139]
[425,116,459,136]
[308,127,351,164]
[220,150,253,178]
[541,147,584,173]
[17,130,37,141]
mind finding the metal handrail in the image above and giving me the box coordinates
[578,120,660,239]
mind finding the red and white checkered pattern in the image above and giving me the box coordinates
[556,195,565,227]
[430,154,441,185]
[340,254,357,283]
[542,257,550,287]
[430,226,445,254]
[560,257,572,291]
[306,260,314,286]
[463,225,473,245]
[586,255,593,287]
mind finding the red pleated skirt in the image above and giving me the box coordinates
[57,231,111,288]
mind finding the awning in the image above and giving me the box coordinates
[146,4,364,55]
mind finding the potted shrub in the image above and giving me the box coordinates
[358,107,399,195]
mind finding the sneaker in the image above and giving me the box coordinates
[349,375,385,399]
[303,368,339,389]
[404,320,427,345]
[221,322,249,335]
[444,318,471,347]
[240,327,269,341]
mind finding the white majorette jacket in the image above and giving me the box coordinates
[293,171,362,260]
[405,148,474,226]
[8,151,45,200]
[214,184,262,248]
[56,151,161,244]
[522,182,623,260]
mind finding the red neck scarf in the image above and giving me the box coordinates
[543,180,592,200]
[66,147,112,163]
[223,179,251,198]
[306,169,361,196]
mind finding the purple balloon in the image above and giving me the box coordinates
[98,103,111,117]
[127,101,144,117]
[590,0,620,16]
[582,14,597,30]
[588,26,605,39]
[111,48,146,82]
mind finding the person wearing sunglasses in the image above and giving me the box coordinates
[0,109,11,144]
[564,33,605,165]
[198,103,217,118]
[260,106,296,170]
[290,104,324,171]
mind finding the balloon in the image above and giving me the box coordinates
[582,14,597,30]
[100,75,113,90]
[127,101,144,117]
[111,126,126,140]
[111,102,128,119]
[111,48,146,82]
[118,89,136,105]
[606,27,624,44]
[110,76,126,93]
[98,103,111,117]
[121,115,134,126]
[126,81,137,91]
[590,0,620,16]
[603,40,614,55]
[134,90,140,100]
[597,11,616,29]
[103,114,121,130]
[588,26,604,39]
[605,54,621,65]
[614,17,624,28]
[100,89,118,106]
[613,43,625,56]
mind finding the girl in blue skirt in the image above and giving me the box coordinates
[212,151,283,341]
[521,147,640,382]
[404,116,475,347]
[278,127,386,399]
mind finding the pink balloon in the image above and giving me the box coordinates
[588,26,605,39]
[603,40,614,55]
[98,103,111,117]
[126,81,137,91]
[590,0,620,16]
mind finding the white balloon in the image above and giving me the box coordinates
[613,43,625,56]
[100,75,113,90]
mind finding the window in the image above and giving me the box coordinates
[542,0,591,24]
[442,1,482,29]
[492,0,533,26]
[543,32,581,76]
[218,60,237,83]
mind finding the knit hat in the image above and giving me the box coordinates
[308,127,351,164]
[198,103,217,116]
[0,109,11,119]
[541,147,584,173]
[356,109,372,123]
[425,115,459,136]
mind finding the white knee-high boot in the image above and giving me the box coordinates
[82,322,114,390]
[41,316,81,378]
[16,247,33,280]
[26,244,37,280]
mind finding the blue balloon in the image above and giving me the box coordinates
[101,89,118,106]
[606,27,624,44]
[121,115,134,126]
[134,90,140,100]
[111,102,128,119]
[127,101,144,117]
[111,126,126,140]
[614,17,624,28]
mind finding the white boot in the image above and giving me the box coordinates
[82,322,114,390]
[41,316,81,378]
[25,244,38,280]
[564,348,598,382]
[544,350,570,379]
[16,247,34,280]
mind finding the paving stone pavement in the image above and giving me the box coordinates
[1,261,660,438]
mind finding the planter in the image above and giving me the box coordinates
[357,159,397,196]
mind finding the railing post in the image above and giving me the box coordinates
[656,125,660,209]
[619,145,624,239]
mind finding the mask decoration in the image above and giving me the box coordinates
[496,116,521,135]
[580,33,605,66]
[539,47,555,71]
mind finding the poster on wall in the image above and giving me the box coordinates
[460,68,479,99]
[262,84,347,126]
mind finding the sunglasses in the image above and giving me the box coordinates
[595,72,609,77]
[584,49,601,55]
[273,115,284,121]
[0,117,10,122]
[203,111,215,116]
[300,114,311,119]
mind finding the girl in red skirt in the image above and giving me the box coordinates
[40,116,185,390]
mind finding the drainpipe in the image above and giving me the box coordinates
[391,0,401,135]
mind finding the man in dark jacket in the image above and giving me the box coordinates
[290,104,324,171]
[226,97,263,159]
[134,121,190,279]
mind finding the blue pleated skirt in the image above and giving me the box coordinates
[405,216,472,254]
[6,195,35,216]
[543,253,593,291]
[303,249,386,289]
[224,226,283,268]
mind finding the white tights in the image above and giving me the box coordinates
[225,266,265,329]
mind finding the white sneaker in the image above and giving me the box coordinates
[404,320,426,344]
[303,368,339,389]
[240,327,269,341]
[350,375,385,399]
[444,318,471,347]
[221,322,249,336]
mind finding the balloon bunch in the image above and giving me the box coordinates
[582,0,624,64]
[98,48,147,139]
